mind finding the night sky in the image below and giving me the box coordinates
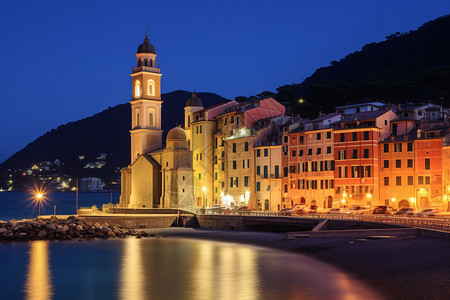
[1,0,450,163]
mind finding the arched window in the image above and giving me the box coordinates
[147,80,154,96]
[144,59,148,66]
[188,115,190,127]
[138,59,141,67]
[135,81,141,97]
[149,59,153,67]
[149,110,154,126]
[135,108,140,127]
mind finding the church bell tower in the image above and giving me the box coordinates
[130,33,163,162]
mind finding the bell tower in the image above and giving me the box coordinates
[130,33,163,162]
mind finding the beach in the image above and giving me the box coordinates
[144,228,450,299]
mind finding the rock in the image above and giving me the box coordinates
[75,225,83,231]
[18,232,27,238]
[37,230,47,238]
[0,228,6,234]
[135,236,142,239]
[101,226,111,232]
[62,225,69,232]
[6,221,15,228]
[107,231,116,237]
[68,223,76,229]
[45,223,55,231]
[94,223,101,228]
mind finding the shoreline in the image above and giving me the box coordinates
[143,227,450,300]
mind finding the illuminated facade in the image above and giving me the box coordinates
[120,34,194,209]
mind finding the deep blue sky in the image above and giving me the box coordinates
[1,0,450,163]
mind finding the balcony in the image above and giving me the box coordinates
[132,66,160,74]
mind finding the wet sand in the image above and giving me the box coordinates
[143,228,450,300]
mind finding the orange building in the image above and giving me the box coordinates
[333,110,397,207]
[379,128,443,209]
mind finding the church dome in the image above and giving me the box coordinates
[185,92,203,107]
[137,34,155,54]
[167,127,187,140]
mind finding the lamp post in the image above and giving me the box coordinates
[36,193,43,217]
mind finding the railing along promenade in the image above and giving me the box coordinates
[205,210,450,232]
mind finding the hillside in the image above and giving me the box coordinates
[275,14,450,118]
[0,91,229,189]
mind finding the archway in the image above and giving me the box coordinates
[300,197,306,204]
[420,197,429,209]
[326,196,333,208]
[264,199,269,211]
[311,200,317,208]
[398,199,410,208]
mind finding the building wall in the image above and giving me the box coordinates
[254,145,282,211]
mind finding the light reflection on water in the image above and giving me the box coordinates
[25,241,53,300]
[18,238,381,300]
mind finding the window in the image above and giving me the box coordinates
[385,120,388,125]
[351,166,360,178]
[233,160,237,169]
[264,149,269,157]
[292,150,296,157]
[199,153,202,160]
[233,143,236,153]
[242,160,245,168]
[283,136,288,143]
[199,173,201,180]
[340,133,345,142]
[147,80,154,96]
[407,142,413,151]
[245,142,249,151]
[275,165,279,177]
[384,177,389,186]
[352,132,357,141]
[300,136,304,143]
[364,166,371,177]
[264,166,268,178]
[230,177,233,188]
[284,185,288,193]
[425,158,430,170]
[384,144,389,153]
[235,177,239,187]
[425,176,430,184]
[289,165,295,174]
[364,131,369,140]
[256,166,260,175]
[135,80,141,97]
[327,146,331,154]
[339,150,346,160]
[418,176,424,184]
[244,176,249,187]
[407,159,413,168]
[199,125,202,134]
[394,143,402,152]
[256,149,261,157]
[316,148,321,155]
[364,149,369,158]
[384,160,389,168]
[135,108,140,127]
[224,117,227,125]
[236,117,240,126]
[396,160,401,168]
[327,132,331,139]
[308,149,312,156]
[396,176,401,186]
[256,182,261,191]
[299,150,304,156]
[317,133,321,140]
[230,116,234,123]
[408,176,413,185]
[148,111,154,126]
[283,167,288,177]
[214,172,217,180]
[352,149,357,159]
[221,162,224,171]
[214,156,218,164]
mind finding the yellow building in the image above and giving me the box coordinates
[254,144,282,211]
[120,34,194,209]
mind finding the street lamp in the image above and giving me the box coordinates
[35,193,43,217]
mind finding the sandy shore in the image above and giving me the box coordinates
[143,227,450,300]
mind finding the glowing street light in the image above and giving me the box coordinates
[35,192,44,217]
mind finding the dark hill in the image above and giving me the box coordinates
[276,14,450,118]
[0,91,229,189]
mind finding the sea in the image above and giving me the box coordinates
[0,192,380,299]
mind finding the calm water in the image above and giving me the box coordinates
[0,192,119,220]
[0,238,380,300]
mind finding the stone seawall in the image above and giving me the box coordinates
[80,215,180,229]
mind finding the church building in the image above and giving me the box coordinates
[120,34,195,209]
